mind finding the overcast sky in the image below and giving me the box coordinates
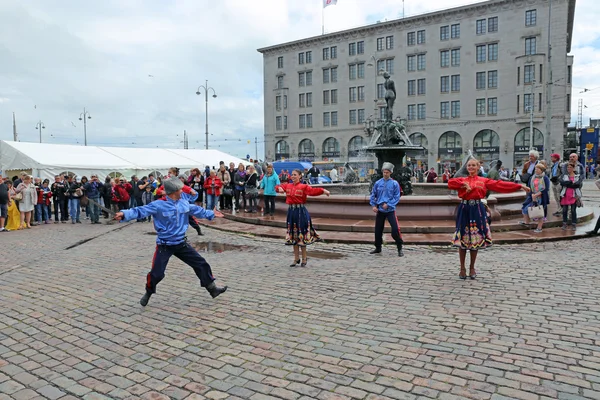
[0,0,598,159]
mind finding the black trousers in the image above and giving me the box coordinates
[374,211,403,250]
[53,198,68,221]
[562,204,577,224]
[264,195,276,215]
[235,189,246,209]
[188,215,200,229]
[146,242,215,294]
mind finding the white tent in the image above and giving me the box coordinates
[0,140,250,181]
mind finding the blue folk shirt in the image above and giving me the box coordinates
[122,195,214,245]
[370,177,401,213]
[259,173,281,196]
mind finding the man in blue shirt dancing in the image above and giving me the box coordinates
[114,177,228,306]
[369,162,404,257]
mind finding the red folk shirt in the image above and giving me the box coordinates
[276,182,324,204]
[448,175,523,200]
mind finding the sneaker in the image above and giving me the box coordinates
[552,211,562,216]
[561,223,568,230]
[85,217,89,220]
[533,228,543,233]
[570,224,577,231]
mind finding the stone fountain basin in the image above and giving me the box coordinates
[312,183,455,196]
[259,191,526,221]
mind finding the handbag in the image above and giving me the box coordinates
[80,195,89,207]
[223,187,233,197]
[74,188,83,198]
[528,204,545,219]
[576,197,584,208]
[12,192,23,201]
[246,187,259,199]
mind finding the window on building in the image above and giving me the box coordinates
[323,47,330,60]
[323,112,330,127]
[476,19,486,35]
[440,76,449,93]
[526,9,537,26]
[358,109,365,124]
[476,45,486,63]
[349,87,357,103]
[451,23,460,39]
[357,86,365,101]
[379,107,386,121]
[299,72,305,87]
[323,90,330,105]
[568,65,572,83]
[386,59,394,74]
[440,26,449,41]
[476,72,486,89]
[357,41,364,54]
[417,78,426,95]
[417,54,425,70]
[299,52,305,65]
[284,95,287,109]
[306,71,312,85]
[407,55,415,71]
[488,70,498,88]
[299,114,306,129]
[524,93,533,110]
[539,93,542,112]
[323,68,330,84]
[517,95,520,113]
[440,50,449,67]
[488,98,498,115]
[417,30,426,44]
[377,37,384,51]
[525,37,536,55]
[517,66,521,85]
[331,111,338,126]
[539,63,543,83]
[357,63,365,79]
[567,94,571,112]
[277,76,283,88]
[386,36,394,49]
[476,99,486,115]
[349,110,357,125]
[451,49,460,66]
[276,95,281,111]
[408,104,416,120]
[488,43,498,61]
[331,46,337,59]
[306,92,312,107]
[407,32,415,46]
[377,83,385,99]
[441,102,449,119]
[349,64,357,80]
[284,116,287,129]
[488,17,498,32]
[277,56,283,69]
[408,80,416,96]
[331,89,338,103]
[451,75,460,92]
[377,59,385,73]
[451,101,460,118]
[306,51,312,63]
[417,104,426,120]
[331,67,338,82]
[524,64,535,83]
[348,43,356,56]
[299,93,305,108]
[276,116,282,130]
[306,114,313,128]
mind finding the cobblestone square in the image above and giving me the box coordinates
[1,215,600,399]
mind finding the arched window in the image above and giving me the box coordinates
[107,171,124,179]
[438,131,462,149]
[298,139,315,161]
[348,136,366,157]
[59,171,76,178]
[275,140,290,160]
[322,137,340,158]
[409,132,428,148]
[473,129,500,165]
[514,128,544,167]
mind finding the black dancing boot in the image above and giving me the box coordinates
[140,292,152,307]
[369,248,381,254]
[398,246,404,257]
[195,225,204,236]
[206,282,228,299]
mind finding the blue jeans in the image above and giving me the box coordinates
[206,194,218,210]
[310,177,319,184]
[69,198,81,222]
[88,196,100,223]
[35,204,49,222]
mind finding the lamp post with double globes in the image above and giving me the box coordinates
[196,80,217,150]
[79,108,92,146]
[35,120,45,143]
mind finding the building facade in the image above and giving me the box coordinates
[258,0,575,171]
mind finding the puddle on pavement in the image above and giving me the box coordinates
[426,246,455,253]
[306,250,345,260]
[191,241,252,253]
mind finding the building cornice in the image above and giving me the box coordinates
[257,0,576,56]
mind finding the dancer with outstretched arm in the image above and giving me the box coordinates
[114,177,228,306]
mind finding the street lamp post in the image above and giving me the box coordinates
[79,108,92,146]
[35,120,45,143]
[196,80,217,150]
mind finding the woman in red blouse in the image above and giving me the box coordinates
[448,158,529,279]
[276,169,330,267]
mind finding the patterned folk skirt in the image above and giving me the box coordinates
[452,199,492,250]
[285,204,320,246]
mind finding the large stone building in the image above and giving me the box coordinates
[257,0,575,171]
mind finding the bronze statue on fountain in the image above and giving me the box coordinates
[365,72,426,195]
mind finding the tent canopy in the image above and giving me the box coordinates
[0,140,250,181]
